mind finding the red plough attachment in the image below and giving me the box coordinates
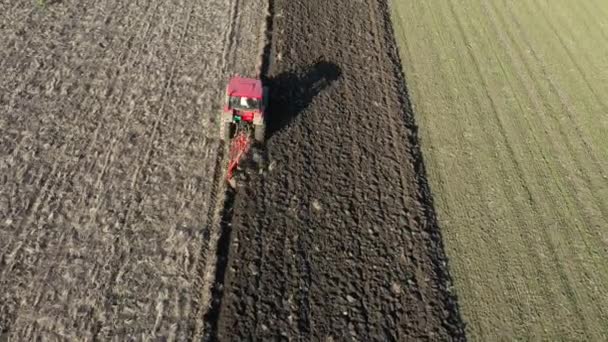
[226,129,251,181]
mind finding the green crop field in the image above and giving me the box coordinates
[390,0,608,340]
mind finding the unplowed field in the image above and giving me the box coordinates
[391,0,608,340]
[0,0,264,339]
[213,0,465,340]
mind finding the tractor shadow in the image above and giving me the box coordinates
[264,60,341,139]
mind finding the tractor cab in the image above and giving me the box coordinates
[221,76,268,143]
[225,77,264,118]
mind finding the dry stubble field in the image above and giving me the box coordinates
[0,0,264,339]
[391,0,608,340]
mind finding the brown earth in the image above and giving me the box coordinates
[213,0,466,340]
[0,0,264,339]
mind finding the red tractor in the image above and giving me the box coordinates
[221,76,268,143]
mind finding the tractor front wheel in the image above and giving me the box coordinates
[254,123,265,143]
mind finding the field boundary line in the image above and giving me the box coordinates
[379,0,467,338]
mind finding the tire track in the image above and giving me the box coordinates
[82,0,161,226]
[481,1,607,334]
[528,1,608,114]
[488,1,608,224]
[509,0,608,171]
[501,0,608,223]
[2,0,104,162]
[39,4,164,308]
[447,0,591,336]
[97,4,195,335]
[129,1,192,191]
[572,0,608,46]
[441,3,543,336]
[485,0,608,300]
[0,0,130,320]
[4,0,157,238]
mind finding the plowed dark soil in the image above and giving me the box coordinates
[214,0,466,340]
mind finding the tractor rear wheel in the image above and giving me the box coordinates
[254,123,265,143]
[222,122,233,141]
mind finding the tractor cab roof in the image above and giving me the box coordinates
[227,76,263,99]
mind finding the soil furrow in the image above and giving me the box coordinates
[215,0,466,340]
